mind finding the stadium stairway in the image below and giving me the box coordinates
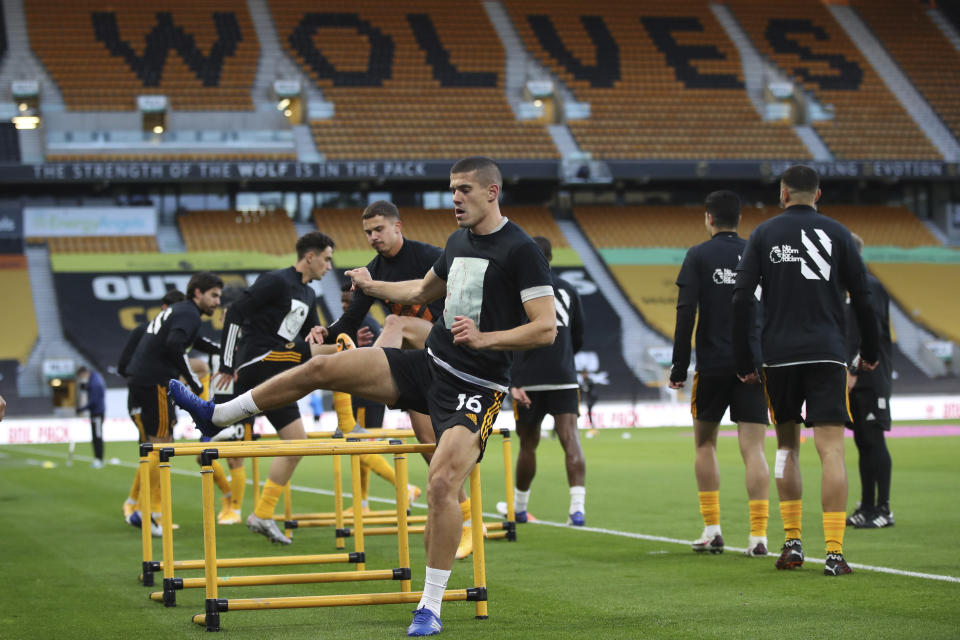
[827,4,960,161]
[0,0,64,109]
[555,218,669,390]
[710,2,834,161]
[20,246,89,397]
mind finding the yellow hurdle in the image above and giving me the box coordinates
[186,440,487,632]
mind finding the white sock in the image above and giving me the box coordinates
[569,486,586,514]
[417,566,451,617]
[705,524,722,537]
[361,499,369,510]
[212,391,260,426]
[124,497,136,506]
[462,518,471,529]
[515,488,530,512]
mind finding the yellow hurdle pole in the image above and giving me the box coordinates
[501,430,516,525]
[333,454,345,549]
[393,451,412,592]
[138,448,154,586]
[159,568,397,591]
[223,589,475,611]
[171,552,358,570]
[283,482,293,540]
[252,457,260,506]
[350,452,365,571]
[469,465,488,619]
[159,449,177,607]
[199,452,221,632]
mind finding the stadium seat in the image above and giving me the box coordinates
[178,209,298,255]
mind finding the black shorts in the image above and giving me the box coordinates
[691,372,769,424]
[849,387,892,432]
[762,362,852,427]
[383,348,505,461]
[237,342,312,431]
[129,383,176,439]
[513,388,580,427]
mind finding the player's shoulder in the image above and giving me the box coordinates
[406,237,443,256]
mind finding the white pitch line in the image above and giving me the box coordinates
[6,445,959,584]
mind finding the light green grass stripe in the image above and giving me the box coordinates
[51,251,296,272]
[599,245,960,266]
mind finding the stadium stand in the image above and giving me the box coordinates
[726,0,942,160]
[853,0,960,144]
[44,153,297,163]
[0,254,38,364]
[270,0,558,159]
[502,0,811,160]
[0,123,21,163]
[177,209,298,254]
[869,262,960,345]
[313,205,568,252]
[573,204,944,339]
[35,236,159,253]
[24,0,259,111]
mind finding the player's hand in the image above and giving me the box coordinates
[213,370,236,391]
[668,380,685,390]
[847,372,858,390]
[451,315,485,348]
[0,393,7,421]
[306,325,325,344]
[511,387,531,409]
[357,326,375,347]
[345,267,372,292]
[738,370,761,384]
[859,357,879,372]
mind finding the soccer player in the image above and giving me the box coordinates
[733,165,878,577]
[118,289,185,525]
[324,200,475,559]
[126,272,223,531]
[215,231,334,544]
[669,191,770,557]
[76,365,107,469]
[509,236,587,526]
[170,156,556,636]
[845,233,895,529]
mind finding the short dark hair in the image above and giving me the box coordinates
[296,231,335,260]
[781,165,820,194]
[186,272,223,299]
[362,200,400,221]
[532,236,552,262]
[77,365,89,375]
[161,289,186,306]
[705,190,741,229]
[450,156,502,190]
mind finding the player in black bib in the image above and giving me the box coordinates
[844,233,895,529]
[215,231,335,544]
[509,236,587,526]
[169,157,556,637]
[126,272,222,532]
[669,191,770,557]
[733,165,879,577]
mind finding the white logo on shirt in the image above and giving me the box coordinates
[769,229,833,281]
[769,244,802,264]
[712,268,737,285]
[444,257,489,327]
[278,299,309,341]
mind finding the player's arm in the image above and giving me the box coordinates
[117,322,146,378]
[669,252,698,388]
[218,275,278,374]
[569,284,586,354]
[347,267,446,306]
[324,287,376,344]
[452,295,556,351]
[192,335,220,355]
[844,241,879,368]
[166,311,204,393]
[733,240,762,382]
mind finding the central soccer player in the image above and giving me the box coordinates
[171,157,557,636]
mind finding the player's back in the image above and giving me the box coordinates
[128,301,199,384]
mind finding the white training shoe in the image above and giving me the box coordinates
[246,513,292,544]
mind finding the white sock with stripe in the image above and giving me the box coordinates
[417,566,450,617]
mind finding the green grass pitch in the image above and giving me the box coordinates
[0,424,957,639]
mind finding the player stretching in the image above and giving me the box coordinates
[733,166,878,576]
[509,236,587,526]
[215,231,335,544]
[669,191,770,556]
[170,157,556,636]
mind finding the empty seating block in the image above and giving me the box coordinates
[853,0,960,144]
[178,210,298,255]
[42,235,159,253]
[45,153,297,163]
[869,263,960,345]
[26,0,259,111]
[0,257,38,363]
[270,0,558,160]
[504,0,811,160]
[727,0,941,160]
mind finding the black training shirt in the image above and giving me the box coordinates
[127,300,218,390]
[846,273,893,397]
